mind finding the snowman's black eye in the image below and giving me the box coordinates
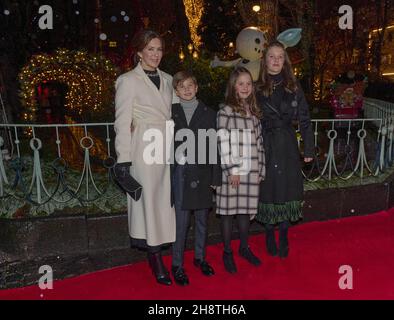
[255,38,261,44]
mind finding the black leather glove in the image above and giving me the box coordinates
[113,162,142,201]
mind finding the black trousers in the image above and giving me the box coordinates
[172,165,209,267]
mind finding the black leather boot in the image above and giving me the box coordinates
[279,221,289,259]
[265,224,278,256]
[148,252,172,286]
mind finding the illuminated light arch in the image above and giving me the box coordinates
[19,49,117,122]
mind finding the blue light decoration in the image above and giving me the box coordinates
[276,28,302,48]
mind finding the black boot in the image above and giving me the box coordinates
[148,252,172,285]
[265,224,278,257]
[279,221,289,259]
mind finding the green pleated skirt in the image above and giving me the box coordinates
[256,200,303,224]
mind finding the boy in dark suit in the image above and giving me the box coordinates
[171,70,221,286]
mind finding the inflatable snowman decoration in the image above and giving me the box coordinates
[211,27,302,81]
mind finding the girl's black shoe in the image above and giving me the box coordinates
[239,247,261,266]
[223,251,237,274]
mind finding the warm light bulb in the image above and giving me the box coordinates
[252,5,261,12]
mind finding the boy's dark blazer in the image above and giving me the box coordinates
[171,100,222,210]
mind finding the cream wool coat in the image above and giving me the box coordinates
[114,63,175,247]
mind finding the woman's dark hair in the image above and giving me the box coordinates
[225,67,262,118]
[258,41,298,97]
[132,29,165,65]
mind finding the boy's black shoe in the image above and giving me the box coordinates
[171,266,189,286]
[193,259,215,276]
[239,247,262,266]
[223,251,237,274]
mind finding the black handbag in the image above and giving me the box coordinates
[113,162,142,201]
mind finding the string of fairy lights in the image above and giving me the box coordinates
[19,49,117,123]
[183,0,204,49]
[12,1,203,127]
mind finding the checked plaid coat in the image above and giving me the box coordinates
[216,105,265,216]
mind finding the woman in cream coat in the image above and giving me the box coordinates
[114,29,175,286]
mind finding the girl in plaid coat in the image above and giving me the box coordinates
[216,67,266,273]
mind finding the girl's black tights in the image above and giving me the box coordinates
[221,215,250,253]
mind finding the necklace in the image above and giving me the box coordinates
[272,79,283,90]
[144,69,160,77]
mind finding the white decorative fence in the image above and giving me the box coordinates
[0,104,393,217]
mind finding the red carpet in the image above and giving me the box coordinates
[1,209,394,300]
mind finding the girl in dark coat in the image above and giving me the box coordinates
[256,41,314,258]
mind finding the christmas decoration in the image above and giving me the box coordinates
[328,72,367,119]
[183,0,204,49]
[19,49,117,123]
[210,27,302,81]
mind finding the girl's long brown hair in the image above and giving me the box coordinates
[225,67,262,119]
[258,41,298,97]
